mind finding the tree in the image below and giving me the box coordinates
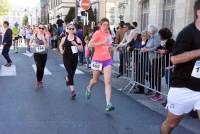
[65,7,75,24]
[22,16,29,26]
[0,0,10,16]
[86,7,96,24]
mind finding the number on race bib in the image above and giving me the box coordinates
[91,61,103,71]
[191,60,200,79]
[36,45,46,53]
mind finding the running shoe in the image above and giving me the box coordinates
[36,81,43,89]
[85,88,91,99]
[4,62,12,67]
[71,90,76,100]
[14,48,18,53]
[105,103,115,112]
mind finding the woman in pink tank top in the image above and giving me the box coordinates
[85,18,115,111]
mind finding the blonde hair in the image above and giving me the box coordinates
[141,31,150,39]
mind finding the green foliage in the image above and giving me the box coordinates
[86,7,96,23]
[0,0,10,16]
[22,16,29,26]
[65,7,75,24]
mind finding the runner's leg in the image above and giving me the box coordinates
[161,112,183,134]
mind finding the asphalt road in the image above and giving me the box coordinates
[0,47,196,134]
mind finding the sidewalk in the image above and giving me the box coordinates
[78,64,200,134]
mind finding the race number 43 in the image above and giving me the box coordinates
[91,61,103,71]
[191,60,200,78]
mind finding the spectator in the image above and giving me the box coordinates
[51,24,58,50]
[141,24,161,98]
[2,21,12,67]
[116,22,132,78]
[157,28,174,87]
[76,23,85,65]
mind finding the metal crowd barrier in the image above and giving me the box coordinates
[113,48,173,96]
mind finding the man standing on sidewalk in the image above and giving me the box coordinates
[2,21,12,67]
[161,0,200,133]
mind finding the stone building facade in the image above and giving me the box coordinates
[48,0,76,24]
[113,0,195,37]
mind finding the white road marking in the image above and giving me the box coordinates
[22,52,33,57]
[32,65,52,75]
[0,65,16,76]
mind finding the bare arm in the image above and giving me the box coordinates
[171,49,200,64]
[75,37,83,51]
[88,36,106,48]
[59,37,66,54]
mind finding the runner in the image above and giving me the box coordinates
[85,18,115,112]
[2,21,12,67]
[161,1,200,133]
[12,22,19,53]
[30,24,49,88]
[59,24,83,100]
[25,25,32,53]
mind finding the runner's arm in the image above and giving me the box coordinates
[171,49,200,64]
[59,37,66,54]
[75,37,83,51]
[88,36,106,48]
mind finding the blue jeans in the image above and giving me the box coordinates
[57,27,63,36]
[78,50,84,64]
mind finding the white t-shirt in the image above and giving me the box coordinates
[25,29,32,39]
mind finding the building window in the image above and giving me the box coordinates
[163,0,175,31]
[141,0,149,31]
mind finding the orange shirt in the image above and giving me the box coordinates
[92,30,112,61]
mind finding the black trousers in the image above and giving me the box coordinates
[2,45,12,63]
[119,51,124,74]
[34,53,47,81]
[63,54,78,86]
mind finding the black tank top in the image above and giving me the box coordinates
[63,35,79,57]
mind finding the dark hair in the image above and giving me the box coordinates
[159,28,172,40]
[99,18,109,25]
[119,21,125,28]
[3,21,9,26]
[132,21,138,28]
[194,0,200,19]
[124,23,131,29]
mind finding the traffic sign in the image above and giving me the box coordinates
[80,0,91,11]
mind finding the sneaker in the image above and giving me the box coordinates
[4,63,12,67]
[105,103,115,112]
[36,81,43,89]
[14,48,18,53]
[85,87,91,99]
[150,95,163,101]
[71,90,76,100]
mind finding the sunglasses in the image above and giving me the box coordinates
[39,27,44,30]
[68,27,75,30]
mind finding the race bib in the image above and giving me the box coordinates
[36,45,45,53]
[71,46,78,54]
[91,61,103,71]
[191,60,200,78]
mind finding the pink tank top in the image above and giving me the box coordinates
[92,30,112,61]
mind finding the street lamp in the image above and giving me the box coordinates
[118,0,128,21]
